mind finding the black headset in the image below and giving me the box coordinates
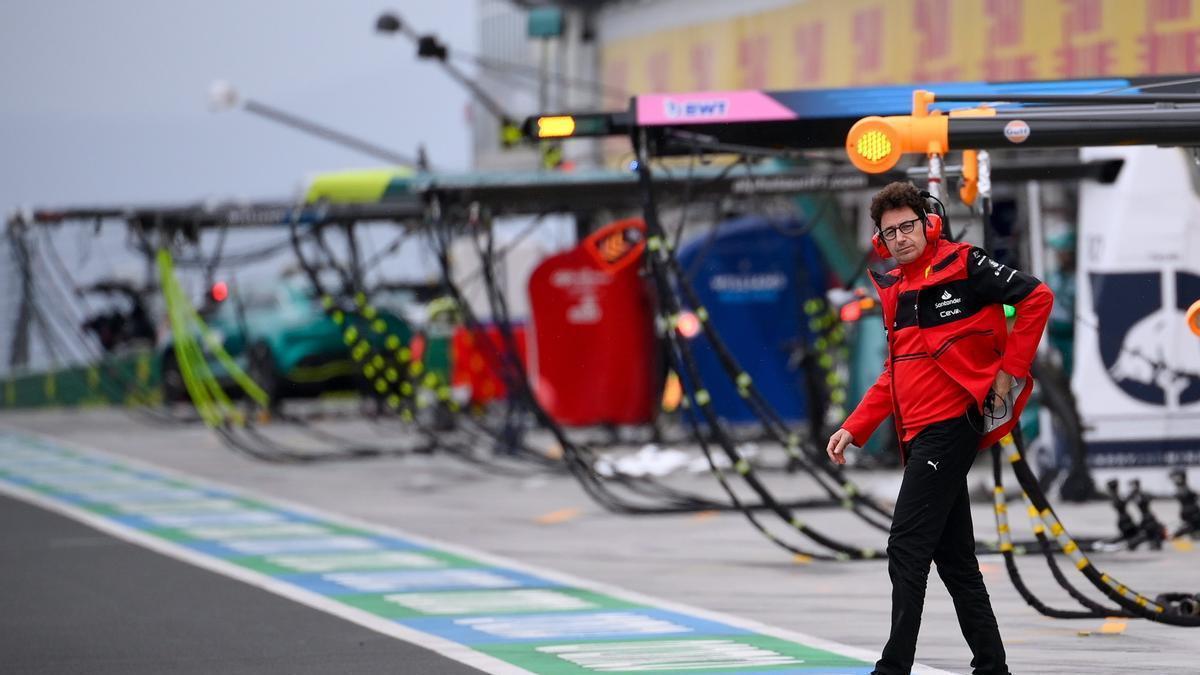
[919,190,954,242]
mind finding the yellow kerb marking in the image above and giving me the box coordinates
[1172,538,1195,552]
[793,554,813,565]
[1099,620,1127,635]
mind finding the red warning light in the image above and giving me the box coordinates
[840,301,863,323]
[676,311,701,338]
[211,281,229,302]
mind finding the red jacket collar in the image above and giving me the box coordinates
[898,238,942,281]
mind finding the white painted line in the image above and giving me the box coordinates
[0,427,958,675]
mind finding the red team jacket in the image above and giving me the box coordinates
[841,239,1054,464]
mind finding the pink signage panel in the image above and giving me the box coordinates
[635,90,798,126]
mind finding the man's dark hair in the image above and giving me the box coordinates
[869,181,927,229]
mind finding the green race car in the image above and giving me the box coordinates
[160,276,411,407]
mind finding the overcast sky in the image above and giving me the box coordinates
[0,1,485,370]
[0,0,477,211]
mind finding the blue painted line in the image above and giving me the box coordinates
[183,533,424,558]
[284,567,556,596]
[399,608,751,645]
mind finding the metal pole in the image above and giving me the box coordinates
[926,153,944,203]
[977,150,994,252]
[241,99,418,168]
[1025,180,1049,353]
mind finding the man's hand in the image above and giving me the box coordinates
[991,369,1015,401]
[826,428,854,465]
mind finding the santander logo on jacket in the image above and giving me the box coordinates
[841,239,1054,463]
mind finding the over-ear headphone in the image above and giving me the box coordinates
[871,191,947,259]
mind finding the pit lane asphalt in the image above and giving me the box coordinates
[0,494,483,675]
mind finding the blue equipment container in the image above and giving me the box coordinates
[676,216,830,425]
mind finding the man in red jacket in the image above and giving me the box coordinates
[827,182,1053,675]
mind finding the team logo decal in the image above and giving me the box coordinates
[1091,271,1200,406]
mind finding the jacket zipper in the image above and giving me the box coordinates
[889,287,920,465]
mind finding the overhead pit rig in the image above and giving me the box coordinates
[525,74,1200,625]
[8,163,940,527]
[11,74,1199,622]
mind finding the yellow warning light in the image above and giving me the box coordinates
[846,117,904,173]
[537,115,576,138]
[856,129,893,163]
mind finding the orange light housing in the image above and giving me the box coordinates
[846,114,948,174]
[846,117,903,173]
[845,91,951,173]
[1188,298,1200,337]
[959,149,979,206]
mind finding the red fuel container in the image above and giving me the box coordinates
[527,217,661,426]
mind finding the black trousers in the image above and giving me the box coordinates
[873,410,1010,675]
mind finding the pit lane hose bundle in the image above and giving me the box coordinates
[989,441,1127,619]
[992,432,1200,625]
[282,219,555,476]
[632,148,896,535]
[667,325,848,560]
[156,245,426,463]
[634,150,896,532]
[434,199,885,516]
[476,211,853,510]
[423,204,741,513]
[632,161,882,560]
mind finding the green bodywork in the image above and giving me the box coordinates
[161,277,412,395]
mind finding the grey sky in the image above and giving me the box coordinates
[0,1,483,371]
[0,0,477,211]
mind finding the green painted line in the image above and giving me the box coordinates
[476,634,866,675]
